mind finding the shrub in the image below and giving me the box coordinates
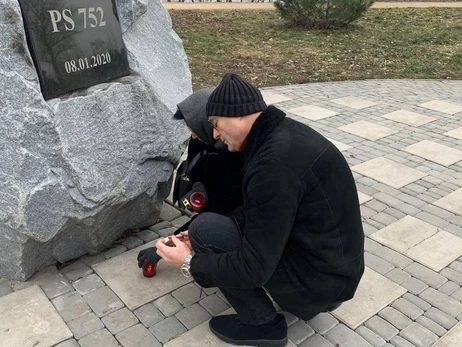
[274,0,375,29]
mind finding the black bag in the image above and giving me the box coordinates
[172,150,217,207]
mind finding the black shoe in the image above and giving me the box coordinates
[209,314,288,347]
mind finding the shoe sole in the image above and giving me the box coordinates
[209,325,288,347]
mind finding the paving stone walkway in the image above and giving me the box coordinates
[1,79,462,347]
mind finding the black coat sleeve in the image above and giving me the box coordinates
[190,159,304,289]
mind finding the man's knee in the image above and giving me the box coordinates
[189,212,216,239]
[188,212,218,252]
[188,212,241,254]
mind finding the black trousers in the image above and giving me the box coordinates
[188,212,342,323]
[188,212,277,325]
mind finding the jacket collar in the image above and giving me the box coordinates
[243,105,286,166]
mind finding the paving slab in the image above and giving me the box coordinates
[331,267,407,329]
[172,282,207,306]
[101,307,139,334]
[339,120,398,141]
[134,303,164,327]
[433,188,462,216]
[327,137,352,152]
[261,90,292,104]
[379,306,412,330]
[300,333,334,347]
[352,157,427,189]
[51,291,91,322]
[115,323,161,347]
[406,231,462,272]
[288,105,338,120]
[159,203,182,221]
[163,308,254,347]
[356,325,386,347]
[287,320,314,344]
[375,247,413,269]
[403,140,462,167]
[364,315,399,341]
[67,312,104,340]
[370,216,438,253]
[175,303,212,330]
[83,286,124,317]
[154,294,183,317]
[282,310,299,327]
[93,241,193,310]
[163,318,255,347]
[393,298,425,320]
[416,316,446,337]
[54,340,80,347]
[386,268,411,284]
[78,328,118,347]
[441,268,462,286]
[433,322,462,347]
[372,216,462,271]
[425,308,458,330]
[404,263,447,290]
[358,191,373,205]
[399,322,438,347]
[149,220,173,233]
[0,285,72,347]
[149,316,189,344]
[35,273,73,299]
[331,96,377,109]
[382,110,437,127]
[365,252,394,275]
[306,312,338,335]
[171,215,191,228]
[325,323,373,347]
[419,100,462,115]
[391,335,415,347]
[199,294,229,316]
[72,273,106,295]
[60,261,93,281]
[444,126,462,140]
[419,288,462,317]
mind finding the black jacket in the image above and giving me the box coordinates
[191,106,364,319]
[184,138,244,214]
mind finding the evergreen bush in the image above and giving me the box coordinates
[274,0,375,29]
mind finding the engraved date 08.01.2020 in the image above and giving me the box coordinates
[64,53,112,73]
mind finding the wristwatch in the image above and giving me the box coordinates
[180,253,193,277]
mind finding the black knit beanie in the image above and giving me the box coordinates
[206,73,267,117]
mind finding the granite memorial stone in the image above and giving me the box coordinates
[0,0,192,280]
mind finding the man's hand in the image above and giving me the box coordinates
[156,236,191,269]
[176,231,192,251]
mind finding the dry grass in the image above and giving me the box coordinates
[169,8,462,89]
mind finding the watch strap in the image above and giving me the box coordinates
[180,253,193,277]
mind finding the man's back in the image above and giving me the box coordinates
[239,106,364,317]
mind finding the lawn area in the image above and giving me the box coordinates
[169,8,462,90]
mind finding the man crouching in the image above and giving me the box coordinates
[157,73,365,347]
